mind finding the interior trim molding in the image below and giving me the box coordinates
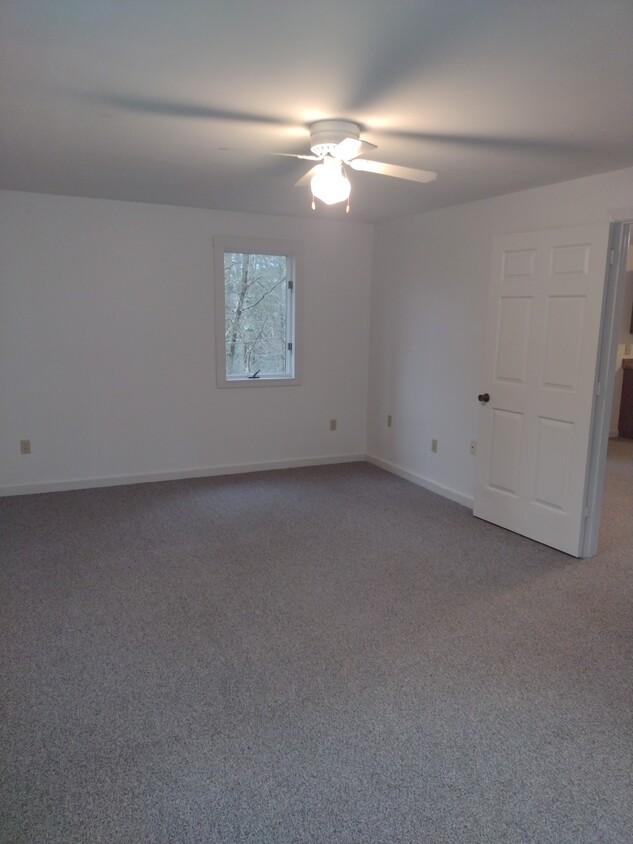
[0,454,366,497]
[2,454,477,505]
[366,454,474,509]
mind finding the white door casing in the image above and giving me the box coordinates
[473,224,611,557]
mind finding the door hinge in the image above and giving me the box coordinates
[596,381,601,396]
[288,280,294,290]
[287,342,293,352]
[609,249,615,265]
[584,506,590,519]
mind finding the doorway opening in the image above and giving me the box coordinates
[582,221,633,556]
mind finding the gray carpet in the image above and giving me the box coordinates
[1,443,632,843]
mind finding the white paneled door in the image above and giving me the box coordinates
[473,224,610,556]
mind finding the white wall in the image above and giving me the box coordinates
[367,166,633,506]
[0,191,373,493]
[4,166,633,500]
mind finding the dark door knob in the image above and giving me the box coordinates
[478,393,490,404]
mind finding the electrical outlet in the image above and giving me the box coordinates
[387,414,392,428]
[329,419,337,431]
[470,440,477,456]
[625,343,632,356]
[431,438,438,453]
[20,439,31,455]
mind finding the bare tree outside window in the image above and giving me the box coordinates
[214,236,299,388]
[224,252,290,377]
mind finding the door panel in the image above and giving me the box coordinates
[533,417,572,510]
[495,297,531,383]
[489,410,523,495]
[542,296,585,389]
[474,224,610,556]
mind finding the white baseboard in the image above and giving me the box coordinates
[0,453,366,497]
[609,429,620,438]
[366,454,473,509]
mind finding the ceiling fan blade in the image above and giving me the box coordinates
[219,148,320,161]
[349,158,437,183]
[294,166,321,188]
[268,152,322,161]
[333,137,378,161]
[94,95,295,128]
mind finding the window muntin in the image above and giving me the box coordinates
[214,237,301,387]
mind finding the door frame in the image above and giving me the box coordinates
[581,219,632,557]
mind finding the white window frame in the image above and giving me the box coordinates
[214,236,302,388]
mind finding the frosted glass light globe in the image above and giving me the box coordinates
[311,157,351,205]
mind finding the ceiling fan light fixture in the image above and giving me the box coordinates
[310,156,351,206]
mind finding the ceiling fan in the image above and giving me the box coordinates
[223,119,437,211]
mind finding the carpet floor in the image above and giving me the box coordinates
[1,442,632,843]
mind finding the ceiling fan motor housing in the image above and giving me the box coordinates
[309,119,361,158]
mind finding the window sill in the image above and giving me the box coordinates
[217,375,301,388]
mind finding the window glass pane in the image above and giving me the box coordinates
[224,252,289,378]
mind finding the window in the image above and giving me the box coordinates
[214,236,301,387]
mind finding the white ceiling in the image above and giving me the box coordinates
[2,1,633,223]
